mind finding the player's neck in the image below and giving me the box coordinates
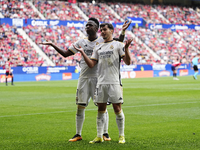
[104,37,113,43]
[88,34,98,41]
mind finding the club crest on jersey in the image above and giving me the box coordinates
[96,42,99,45]
[110,45,114,49]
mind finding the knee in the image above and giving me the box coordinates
[114,108,121,114]
[98,103,107,112]
[113,103,121,113]
[77,105,85,115]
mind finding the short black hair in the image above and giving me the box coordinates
[100,23,114,31]
[88,17,99,29]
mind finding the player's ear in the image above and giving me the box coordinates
[111,29,114,34]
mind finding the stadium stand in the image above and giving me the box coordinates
[113,27,158,64]
[0,0,40,19]
[33,0,84,20]
[176,29,200,51]
[23,25,82,66]
[1,0,200,66]
[109,3,168,24]
[154,5,200,25]
[132,27,197,64]
[78,2,121,23]
[0,23,44,67]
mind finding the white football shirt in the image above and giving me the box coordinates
[69,37,104,78]
[91,40,125,85]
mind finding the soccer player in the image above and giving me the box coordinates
[171,56,181,80]
[40,18,131,142]
[5,58,14,86]
[192,53,200,80]
[73,23,133,144]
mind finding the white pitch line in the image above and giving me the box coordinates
[0,101,198,118]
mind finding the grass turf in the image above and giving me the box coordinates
[0,76,199,150]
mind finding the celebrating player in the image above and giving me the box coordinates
[192,53,200,80]
[73,23,133,144]
[40,18,131,142]
[5,58,14,86]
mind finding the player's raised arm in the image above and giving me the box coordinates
[73,45,97,68]
[114,20,132,42]
[39,41,74,57]
[122,38,133,65]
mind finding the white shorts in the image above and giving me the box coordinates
[94,84,123,104]
[76,77,97,106]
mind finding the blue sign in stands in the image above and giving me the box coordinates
[127,17,146,27]
[0,64,195,75]
[1,18,200,31]
[0,66,76,74]
[0,18,146,30]
[0,18,86,29]
[152,64,191,70]
[120,64,152,72]
[149,23,200,30]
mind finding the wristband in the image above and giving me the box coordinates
[121,30,125,35]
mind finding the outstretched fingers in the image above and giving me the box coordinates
[125,38,133,48]
[39,41,51,45]
[73,44,83,52]
[122,20,132,31]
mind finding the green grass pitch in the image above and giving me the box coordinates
[0,76,200,150]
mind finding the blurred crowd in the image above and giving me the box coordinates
[0,0,40,19]
[0,0,200,67]
[23,25,81,66]
[0,23,44,67]
[132,28,196,64]
[33,0,84,20]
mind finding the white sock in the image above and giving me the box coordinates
[116,109,125,136]
[103,109,109,134]
[76,107,85,136]
[97,111,106,138]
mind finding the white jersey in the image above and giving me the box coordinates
[91,40,125,85]
[5,61,11,72]
[69,37,104,78]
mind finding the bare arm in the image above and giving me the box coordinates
[73,45,97,68]
[113,20,132,42]
[39,42,74,57]
[122,39,133,65]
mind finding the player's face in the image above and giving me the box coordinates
[85,21,98,35]
[100,25,113,40]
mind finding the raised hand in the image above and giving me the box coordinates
[73,45,84,53]
[125,38,133,49]
[122,20,132,31]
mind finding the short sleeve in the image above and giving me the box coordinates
[91,47,98,61]
[68,40,80,54]
[118,42,125,58]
